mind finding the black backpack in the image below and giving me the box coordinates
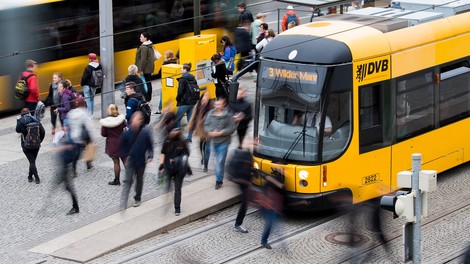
[23,117,43,149]
[90,68,104,88]
[15,73,34,100]
[133,98,151,124]
[184,78,200,105]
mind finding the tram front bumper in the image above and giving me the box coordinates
[283,188,352,212]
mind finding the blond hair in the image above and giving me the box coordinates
[107,104,119,117]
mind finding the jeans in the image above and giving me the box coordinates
[213,143,229,183]
[23,147,39,179]
[82,85,96,116]
[175,105,194,140]
[120,160,145,208]
[158,90,162,111]
[261,208,277,244]
[54,147,79,210]
[203,139,211,167]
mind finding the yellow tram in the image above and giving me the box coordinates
[251,9,470,211]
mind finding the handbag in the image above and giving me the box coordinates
[153,46,162,60]
[82,143,97,162]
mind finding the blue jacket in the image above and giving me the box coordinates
[120,126,154,167]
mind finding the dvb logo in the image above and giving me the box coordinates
[356,59,389,82]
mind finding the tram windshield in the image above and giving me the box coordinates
[254,59,352,163]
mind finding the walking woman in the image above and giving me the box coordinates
[54,80,72,127]
[135,32,155,102]
[100,104,127,185]
[45,72,63,135]
[220,36,237,74]
[16,108,45,184]
[211,53,229,99]
[159,127,190,216]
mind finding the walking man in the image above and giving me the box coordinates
[21,59,40,112]
[175,62,199,142]
[120,111,154,208]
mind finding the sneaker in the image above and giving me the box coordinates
[34,177,40,184]
[86,162,93,170]
[215,182,223,190]
[203,166,208,173]
[133,201,141,207]
[72,170,78,178]
[108,179,120,186]
[66,208,79,215]
[28,176,33,183]
[175,209,181,216]
[153,110,161,115]
[200,158,204,165]
[234,225,248,233]
[261,243,272,249]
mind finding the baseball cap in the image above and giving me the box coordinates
[88,53,97,62]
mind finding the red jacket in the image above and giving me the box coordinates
[22,70,39,103]
[282,10,300,31]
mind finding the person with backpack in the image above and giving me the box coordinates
[135,32,155,102]
[281,5,300,31]
[124,81,151,125]
[20,59,40,113]
[80,53,103,117]
[175,62,199,143]
[220,36,237,75]
[16,108,45,184]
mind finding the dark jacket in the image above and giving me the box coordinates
[120,126,154,167]
[124,74,147,99]
[230,97,253,130]
[176,73,197,106]
[135,41,155,74]
[80,62,102,87]
[57,90,72,120]
[100,114,126,157]
[125,93,145,122]
[16,114,45,148]
[211,62,228,88]
[161,136,190,174]
[234,26,252,53]
[45,82,60,107]
[238,10,254,24]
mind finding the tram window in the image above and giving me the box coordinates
[439,64,470,126]
[396,70,435,141]
[359,83,384,153]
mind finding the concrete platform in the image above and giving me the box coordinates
[29,177,240,263]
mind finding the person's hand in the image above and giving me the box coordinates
[159,163,164,171]
[147,158,153,164]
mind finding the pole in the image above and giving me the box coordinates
[194,0,201,35]
[99,0,115,118]
[411,153,422,263]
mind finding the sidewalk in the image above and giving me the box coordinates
[13,74,259,262]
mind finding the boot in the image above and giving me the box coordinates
[28,175,33,182]
[34,175,40,184]
[108,179,120,186]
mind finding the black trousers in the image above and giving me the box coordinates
[237,127,248,148]
[235,185,249,226]
[50,106,58,128]
[168,170,184,210]
[23,147,39,179]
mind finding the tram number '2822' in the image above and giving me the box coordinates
[362,174,380,185]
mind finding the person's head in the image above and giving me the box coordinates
[266,29,276,38]
[260,23,268,31]
[182,62,191,73]
[214,97,227,111]
[64,79,72,89]
[130,111,144,130]
[165,50,175,60]
[211,53,222,64]
[76,97,87,108]
[237,2,246,13]
[125,81,136,96]
[25,59,38,71]
[107,104,119,117]
[58,80,68,93]
[287,5,294,11]
[128,64,138,75]
[140,32,151,43]
[169,127,182,140]
[220,36,232,47]
[52,72,63,84]
[20,108,30,116]
[88,53,98,62]
[256,12,267,20]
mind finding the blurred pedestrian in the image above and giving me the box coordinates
[204,97,237,189]
[230,87,253,149]
[124,81,146,123]
[282,5,300,31]
[159,127,190,216]
[120,111,154,208]
[100,104,127,186]
[80,53,103,117]
[251,13,267,48]
[67,98,96,176]
[187,92,213,172]
[123,64,146,100]
[211,53,229,99]
[220,36,237,74]
[237,2,254,25]
[16,108,45,184]
[45,72,63,135]
[234,22,252,72]
[135,32,155,102]
[52,120,80,215]
[155,50,178,114]
[227,148,255,233]
[54,80,72,129]
[21,59,40,113]
[175,62,198,143]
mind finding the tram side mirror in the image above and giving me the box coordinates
[228,80,239,105]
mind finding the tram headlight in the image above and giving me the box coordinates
[299,170,309,180]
